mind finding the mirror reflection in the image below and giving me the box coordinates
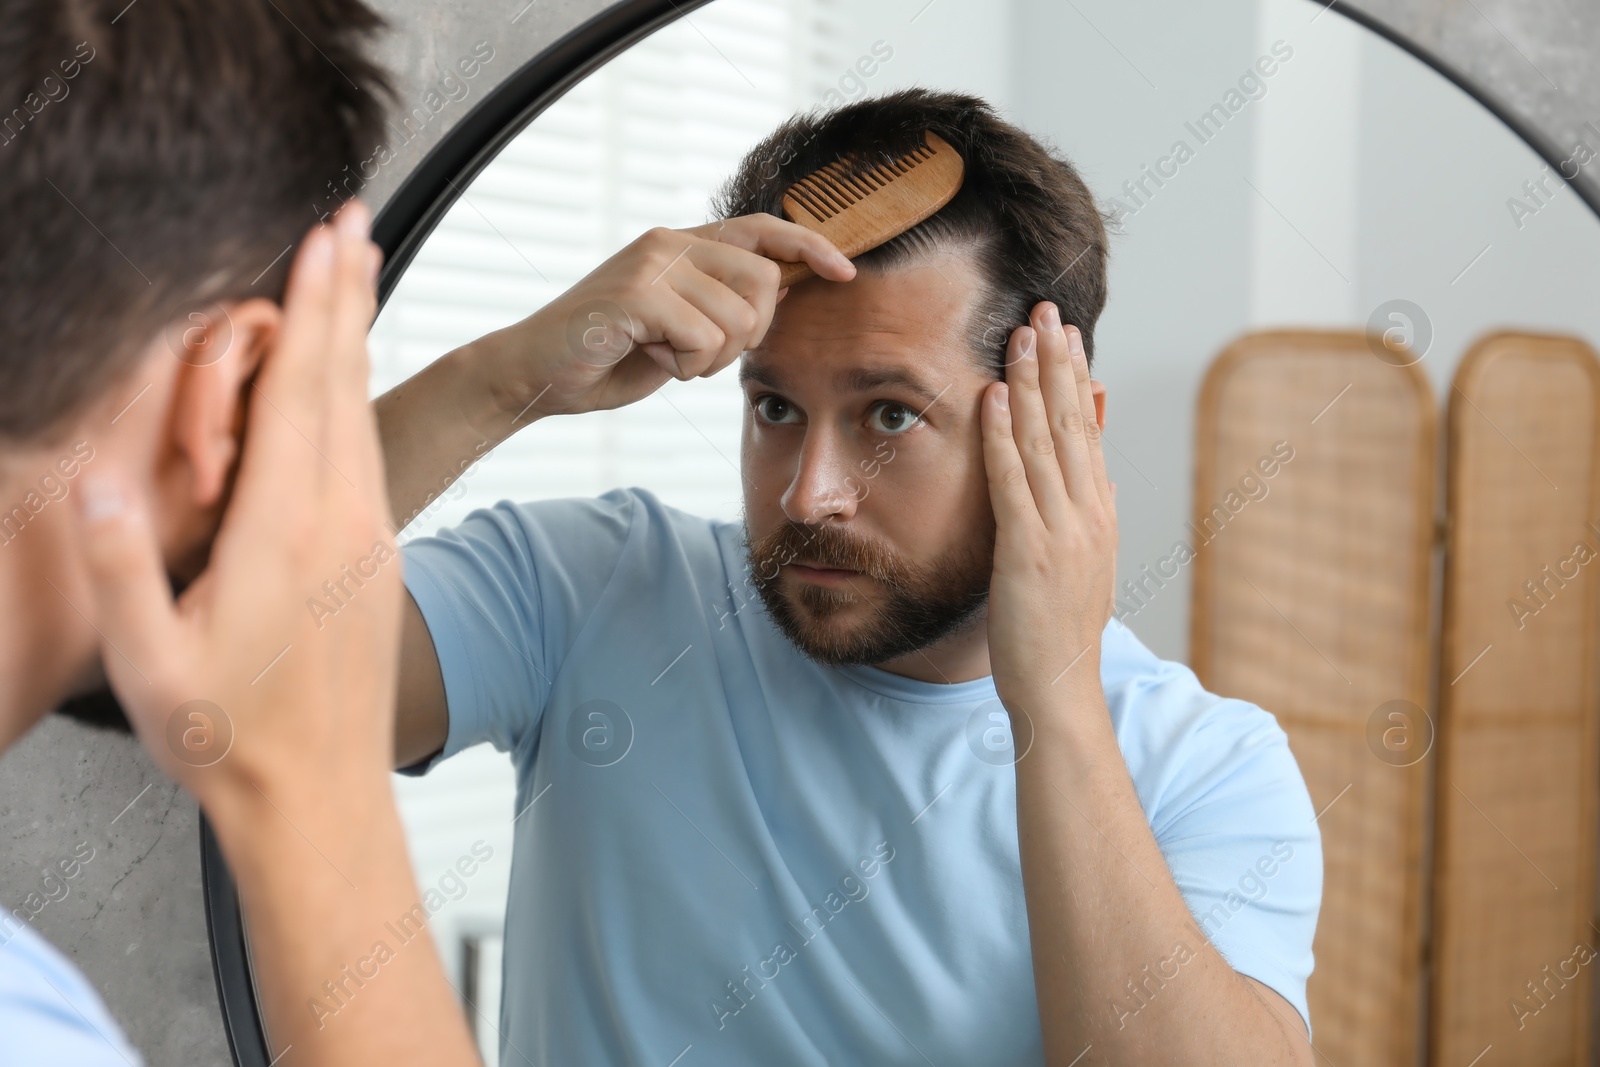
[335,0,1600,1064]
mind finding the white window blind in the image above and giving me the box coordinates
[370,0,845,525]
[371,5,846,1060]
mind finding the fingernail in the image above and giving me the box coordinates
[1068,328,1084,356]
[1019,327,1037,359]
[338,199,371,241]
[78,474,126,524]
[832,249,854,272]
[307,225,334,272]
[1043,303,1061,331]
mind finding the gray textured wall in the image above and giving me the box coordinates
[2,1,1596,1063]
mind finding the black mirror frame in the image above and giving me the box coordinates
[199,1,1600,1063]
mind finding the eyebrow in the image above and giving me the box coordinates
[738,360,942,409]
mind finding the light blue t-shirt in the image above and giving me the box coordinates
[0,916,144,1066]
[401,486,1321,1065]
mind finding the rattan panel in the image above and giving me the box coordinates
[1190,330,1437,1066]
[1431,332,1600,1067]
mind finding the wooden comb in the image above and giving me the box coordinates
[771,130,965,287]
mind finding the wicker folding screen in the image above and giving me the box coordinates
[1429,332,1600,1067]
[1188,330,1437,1067]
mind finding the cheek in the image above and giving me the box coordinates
[741,421,775,489]
[741,429,798,529]
[865,440,986,536]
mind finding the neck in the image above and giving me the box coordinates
[0,460,101,750]
[873,601,992,685]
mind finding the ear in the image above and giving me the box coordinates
[1091,379,1107,432]
[166,297,282,507]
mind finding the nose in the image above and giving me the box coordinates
[779,425,863,527]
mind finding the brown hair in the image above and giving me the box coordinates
[711,87,1114,375]
[0,0,394,443]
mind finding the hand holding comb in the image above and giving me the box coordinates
[770,130,965,288]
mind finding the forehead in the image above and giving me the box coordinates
[741,251,986,397]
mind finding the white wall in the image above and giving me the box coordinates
[1250,2,1362,326]
[827,0,1013,105]
[1011,0,1261,660]
[1013,0,1600,661]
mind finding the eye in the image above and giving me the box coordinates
[752,394,800,425]
[867,400,921,435]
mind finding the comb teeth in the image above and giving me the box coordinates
[786,139,938,223]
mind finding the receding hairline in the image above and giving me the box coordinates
[850,229,1009,374]
[741,237,1001,394]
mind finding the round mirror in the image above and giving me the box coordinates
[207,0,1600,1064]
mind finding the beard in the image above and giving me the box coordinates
[741,515,995,668]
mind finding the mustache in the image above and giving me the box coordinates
[748,520,900,585]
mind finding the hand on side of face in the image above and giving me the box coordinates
[71,202,397,822]
[980,301,1117,713]
[467,214,856,421]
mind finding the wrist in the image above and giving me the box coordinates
[455,320,550,435]
[198,759,397,865]
[1005,672,1118,773]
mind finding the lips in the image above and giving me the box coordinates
[792,561,857,574]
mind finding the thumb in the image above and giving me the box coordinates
[73,470,182,698]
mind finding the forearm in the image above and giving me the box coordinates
[374,328,543,532]
[208,777,480,1066]
[1009,678,1308,1067]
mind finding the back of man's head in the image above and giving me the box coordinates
[0,0,393,445]
[712,87,1113,376]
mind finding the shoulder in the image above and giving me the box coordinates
[402,486,719,563]
[0,921,143,1065]
[1101,619,1316,834]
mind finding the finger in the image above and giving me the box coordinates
[323,201,383,506]
[663,265,762,376]
[1068,326,1112,512]
[359,242,389,514]
[1004,324,1070,528]
[1031,303,1096,509]
[210,219,357,586]
[72,468,183,701]
[327,201,377,408]
[254,221,337,446]
[229,221,339,520]
[690,214,856,282]
[679,239,780,347]
[637,288,727,380]
[979,381,1042,531]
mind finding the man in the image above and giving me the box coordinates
[379,89,1323,1065]
[0,2,842,1064]
[0,2,488,1062]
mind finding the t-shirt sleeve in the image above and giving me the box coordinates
[1120,667,1323,1039]
[397,488,638,772]
[0,921,145,1067]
